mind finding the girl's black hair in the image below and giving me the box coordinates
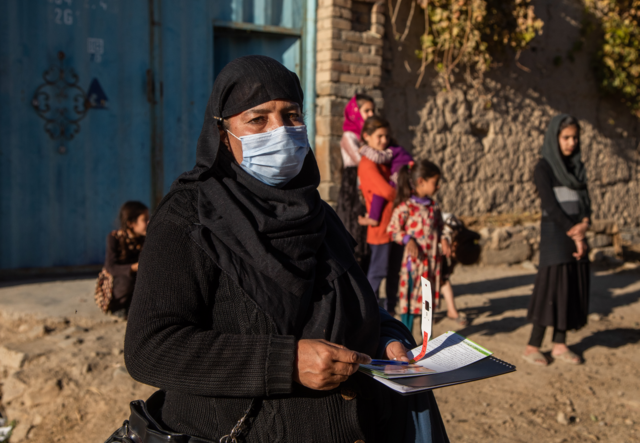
[118,201,149,232]
[394,159,441,206]
[558,115,580,133]
[361,115,390,143]
[355,93,375,109]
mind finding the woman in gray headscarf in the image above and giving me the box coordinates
[523,114,590,366]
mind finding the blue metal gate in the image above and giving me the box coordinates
[0,0,316,271]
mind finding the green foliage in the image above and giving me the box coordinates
[584,0,640,115]
[411,0,543,89]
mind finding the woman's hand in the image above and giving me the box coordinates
[294,339,371,390]
[573,239,587,260]
[406,238,419,259]
[441,238,452,258]
[358,215,379,227]
[567,219,589,241]
[384,341,411,363]
[131,263,139,272]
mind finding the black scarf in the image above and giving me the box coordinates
[541,114,591,221]
[172,56,365,340]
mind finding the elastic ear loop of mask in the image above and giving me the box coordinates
[213,115,241,141]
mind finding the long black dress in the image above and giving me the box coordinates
[336,163,370,272]
[527,159,590,331]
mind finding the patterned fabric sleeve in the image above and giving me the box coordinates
[387,203,409,244]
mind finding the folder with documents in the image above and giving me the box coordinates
[360,277,516,394]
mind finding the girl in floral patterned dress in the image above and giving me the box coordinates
[387,160,451,332]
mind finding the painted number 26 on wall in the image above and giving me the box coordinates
[50,0,74,25]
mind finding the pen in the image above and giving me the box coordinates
[369,359,410,366]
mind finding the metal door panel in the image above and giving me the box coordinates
[0,0,151,269]
[219,0,302,28]
[0,0,316,271]
[158,0,213,194]
[213,30,301,78]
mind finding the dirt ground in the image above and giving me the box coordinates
[0,263,639,442]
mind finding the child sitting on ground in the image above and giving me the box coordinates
[95,201,149,319]
[387,160,450,334]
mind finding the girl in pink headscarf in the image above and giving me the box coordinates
[336,94,376,271]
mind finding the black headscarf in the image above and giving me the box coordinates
[172,56,367,341]
[541,114,591,220]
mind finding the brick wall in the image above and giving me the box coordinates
[315,0,386,203]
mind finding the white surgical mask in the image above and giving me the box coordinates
[227,125,310,187]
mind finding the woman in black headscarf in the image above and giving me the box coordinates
[119,56,448,442]
[523,114,590,366]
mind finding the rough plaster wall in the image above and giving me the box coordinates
[380,0,640,227]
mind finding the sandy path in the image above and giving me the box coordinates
[434,264,640,443]
[0,264,638,442]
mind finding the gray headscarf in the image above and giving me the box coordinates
[541,114,591,220]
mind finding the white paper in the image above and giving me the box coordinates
[406,331,492,374]
[372,375,466,394]
[421,277,433,343]
[408,277,434,363]
[372,375,421,393]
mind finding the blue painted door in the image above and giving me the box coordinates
[0,0,153,269]
[0,0,315,270]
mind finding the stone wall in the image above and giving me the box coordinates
[380,0,640,228]
[474,218,640,266]
[314,0,640,230]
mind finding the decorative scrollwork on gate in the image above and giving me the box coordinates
[31,51,89,141]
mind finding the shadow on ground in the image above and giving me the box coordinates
[573,328,640,354]
[590,269,640,317]
[447,267,640,339]
[453,274,535,296]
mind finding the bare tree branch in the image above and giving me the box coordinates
[415,0,430,88]
[399,0,417,42]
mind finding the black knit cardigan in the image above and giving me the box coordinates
[534,159,589,267]
[124,186,448,442]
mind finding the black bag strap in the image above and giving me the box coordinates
[102,421,134,443]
